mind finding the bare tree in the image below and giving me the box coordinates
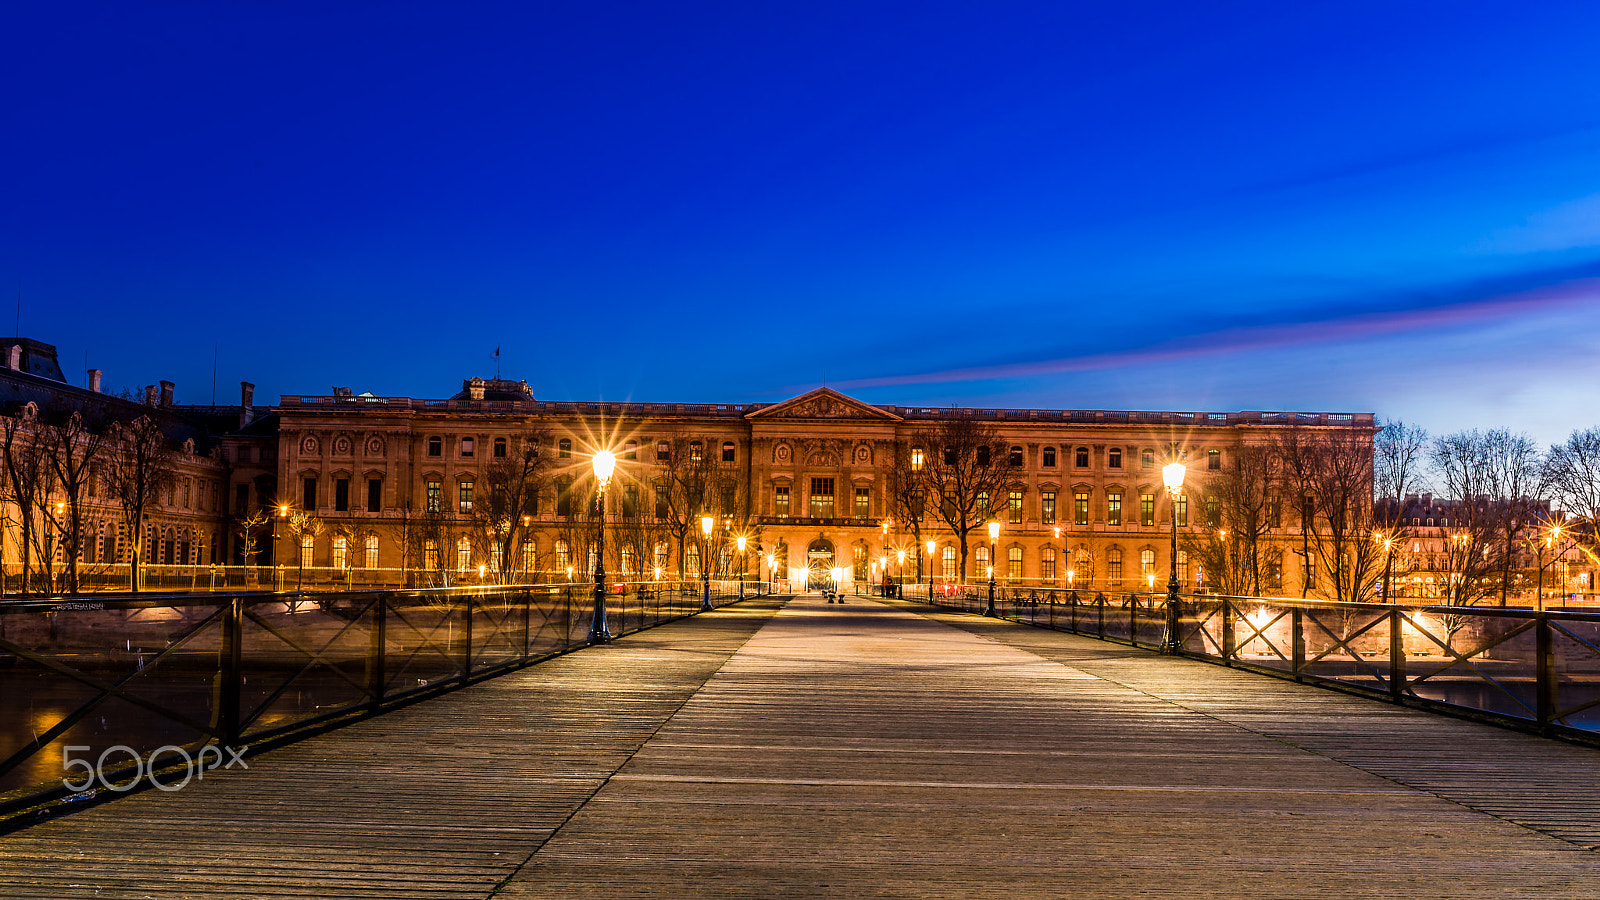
[235,509,270,575]
[106,415,176,593]
[1192,440,1274,596]
[466,429,552,583]
[284,509,324,590]
[2,412,55,595]
[1545,426,1600,569]
[44,408,108,594]
[1273,426,1382,601]
[885,439,931,582]
[923,418,1013,583]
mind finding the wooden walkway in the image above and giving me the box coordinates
[2,594,1598,898]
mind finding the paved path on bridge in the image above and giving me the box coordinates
[2,594,1598,898]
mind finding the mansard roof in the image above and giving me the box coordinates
[744,387,903,423]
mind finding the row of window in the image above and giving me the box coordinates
[910,446,1224,471]
[424,436,744,463]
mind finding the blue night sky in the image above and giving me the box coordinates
[6,2,1600,447]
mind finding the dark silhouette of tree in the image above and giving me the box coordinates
[923,418,1013,583]
[44,407,109,594]
[466,428,553,583]
[106,415,176,593]
[2,410,54,595]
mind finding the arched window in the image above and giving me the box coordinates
[300,536,315,569]
[1007,546,1023,581]
[690,441,702,462]
[1075,447,1090,467]
[493,437,507,458]
[1140,548,1156,586]
[424,539,439,570]
[558,438,572,458]
[520,536,536,577]
[1108,448,1122,469]
[1008,446,1024,466]
[427,436,442,457]
[942,546,957,579]
[1107,547,1124,585]
[620,545,634,574]
[685,544,702,577]
[332,536,348,569]
[722,441,736,462]
[976,544,990,576]
[461,437,475,458]
[456,536,471,573]
[1041,547,1057,581]
[1042,446,1057,467]
[1207,448,1221,470]
[364,534,379,568]
[554,539,570,571]
[624,440,638,460]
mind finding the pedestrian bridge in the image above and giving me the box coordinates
[2,593,1599,898]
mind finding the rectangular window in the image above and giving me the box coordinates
[1208,449,1221,470]
[1140,493,1155,527]
[1008,490,1023,525]
[461,437,475,458]
[1267,496,1281,529]
[1107,491,1122,526]
[1041,491,1056,525]
[1107,549,1123,585]
[1175,495,1188,527]
[367,478,382,513]
[424,539,439,571]
[459,483,474,514]
[655,482,669,521]
[855,487,870,519]
[942,547,957,579]
[300,537,315,569]
[426,480,442,513]
[556,478,573,517]
[809,478,834,518]
[493,438,507,458]
[1041,547,1057,581]
[854,544,868,581]
[1074,491,1089,526]
[1141,449,1154,468]
[334,478,349,512]
[622,485,639,519]
[657,442,670,461]
[302,477,317,511]
[364,535,379,568]
[1205,497,1221,528]
[1043,447,1056,467]
[332,537,348,570]
[911,448,924,469]
[1007,546,1023,581]
[1075,447,1089,467]
[775,485,790,518]
[1108,448,1122,468]
[722,442,736,462]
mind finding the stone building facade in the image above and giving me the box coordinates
[262,381,1379,594]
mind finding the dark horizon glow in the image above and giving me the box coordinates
[5,2,1600,448]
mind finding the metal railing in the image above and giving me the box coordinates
[0,579,752,829]
[920,586,1600,745]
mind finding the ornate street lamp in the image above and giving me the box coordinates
[1161,460,1186,654]
[736,534,747,598]
[926,538,935,602]
[896,549,906,599]
[766,552,775,593]
[985,520,1000,616]
[700,514,714,611]
[588,449,616,644]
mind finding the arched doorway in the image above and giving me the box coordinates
[806,538,835,591]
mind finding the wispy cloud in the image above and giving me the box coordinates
[833,265,1600,391]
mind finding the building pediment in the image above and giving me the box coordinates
[745,388,902,422]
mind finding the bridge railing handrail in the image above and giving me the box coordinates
[0,579,756,828]
[919,585,1600,747]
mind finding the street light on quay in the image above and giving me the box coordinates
[896,548,906,599]
[1374,530,1396,603]
[1161,459,1186,654]
[985,520,1000,616]
[736,533,747,598]
[766,552,775,593]
[926,538,936,602]
[588,448,616,644]
[700,514,714,612]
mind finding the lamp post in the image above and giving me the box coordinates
[1377,532,1396,603]
[926,538,935,601]
[1161,460,1186,654]
[766,553,775,593]
[736,534,747,598]
[700,514,714,611]
[985,520,1000,616]
[896,549,906,599]
[276,504,289,592]
[1539,523,1564,611]
[588,449,615,644]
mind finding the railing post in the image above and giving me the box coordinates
[370,592,387,710]
[1096,592,1106,639]
[1221,598,1235,664]
[1536,613,1556,732]
[1291,606,1306,680]
[1390,607,1405,703]
[522,587,532,660]
[218,595,243,748]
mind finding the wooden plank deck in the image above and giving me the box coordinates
[3,593,1598,898]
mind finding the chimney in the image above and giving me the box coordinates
[88,369,103,393]
[144,385,159,406]
[7,346,20,371]
[240,381,256,428]
[468,376,486,401]
[159,380,174,407]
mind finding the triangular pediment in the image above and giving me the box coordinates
[745,387,902,422]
